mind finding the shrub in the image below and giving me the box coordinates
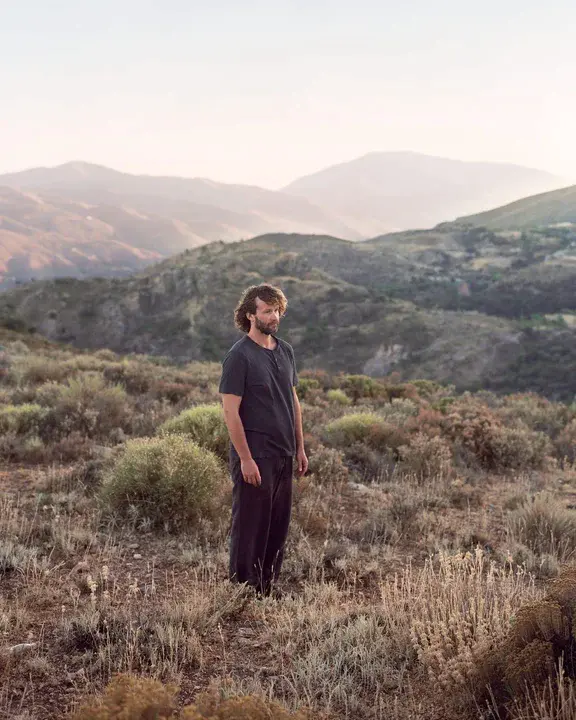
[497,392,574,438]
[183,691,315,719]
[103,361,155,394]
[12,356,70,385]
[555,418,576,462]
[508,493,576,560]
[0,403,48,435]
[339,374,386,403]
[467,567,576,719]
[398,432,453,480]
[378,398,419,426]
[158,404,228,461]
[307,444,349,485]
[326,388,351,406]
[324,413,405,452]
[489,425,551,471]
[296,377,321,401]
[442,402,551,471]
[70,675,315,720]
[100,435,226,531]
[69,674,177,719]
[37,374,129,439]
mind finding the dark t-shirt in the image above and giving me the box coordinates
[219,335,298,459]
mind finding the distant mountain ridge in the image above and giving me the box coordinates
[283,151,564,235]
[0,154,566,286]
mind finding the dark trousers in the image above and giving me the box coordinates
[229,456,293,595]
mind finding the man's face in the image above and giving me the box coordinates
[249,297,281,335]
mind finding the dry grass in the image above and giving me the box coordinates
[1,332,576,719]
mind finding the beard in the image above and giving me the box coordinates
[255,317,278,335]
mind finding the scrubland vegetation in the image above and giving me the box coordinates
[1,328,576,719]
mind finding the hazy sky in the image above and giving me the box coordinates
[1,0,575,188]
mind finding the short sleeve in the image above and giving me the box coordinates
[288,344,298,387]
[219,351,248,396]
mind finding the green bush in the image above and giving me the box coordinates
[100,435,226,531]
[339,375,385,402]
[323,413,406,453]
[326,389,351,406]
[158,404,228,461]
[0,403,48,435]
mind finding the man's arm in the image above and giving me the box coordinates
[292,387,308,476]
[221,394,261,486]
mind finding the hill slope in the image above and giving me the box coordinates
[1,232,576,399]
[457,184,576,229]
[283,152,564,235]
[0,162,359,286]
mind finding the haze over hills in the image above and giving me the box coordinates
[0,154,566,286]
[283,151,565,236]
[458,184,576,229]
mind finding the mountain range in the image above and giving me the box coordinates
[0,153,565,287]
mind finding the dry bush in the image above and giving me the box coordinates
[379,548,539,692]
[442,402,551,471]
[405,406,447,438]
[102,361,155,394]
[36,373,130,440]
[467,567,576,719]
[100,435,227,531]
[9,355,70,385]
[306,444,349,486]
[397,432,453,480]
[555,419,576,463]
[508,493,576,561]
[158,403,229,461]
[70,674,315,720]
[497,393,574,438]
[183,690,316,720]
[69,674,177,719]
[182,360,223,388]
[514,663,576,720]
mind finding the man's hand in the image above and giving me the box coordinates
[241,458,262,486]
[296,448,309,476]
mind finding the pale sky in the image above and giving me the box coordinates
[1,0,575,188]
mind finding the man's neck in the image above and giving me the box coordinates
[248,329,277,349]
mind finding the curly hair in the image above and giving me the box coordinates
[234,284,288,333]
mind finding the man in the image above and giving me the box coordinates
[219,283,308,597]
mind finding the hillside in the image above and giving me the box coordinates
[2,231,576,399]
[283,151,564,235]
[0,162,358,286]
[457,184,576,229]
[0,156,565,287]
